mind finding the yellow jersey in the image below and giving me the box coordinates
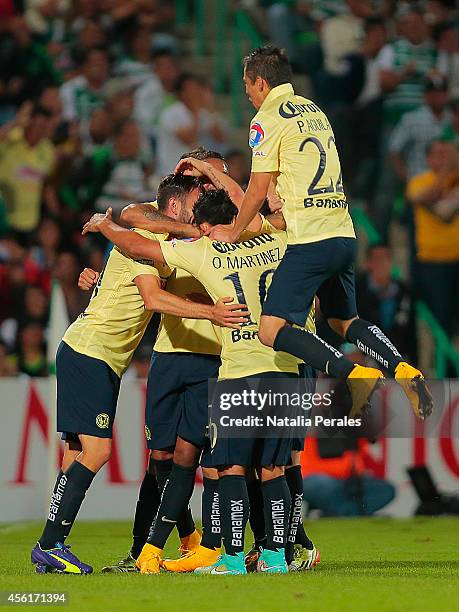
[144,201,222,356]
[249,83,355,245]
[0,127,54,232]
[406,170,459,262]
[160,223,312,379]
[63,229,170,377]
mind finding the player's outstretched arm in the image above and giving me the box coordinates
[82,209,166,263]
[136,275,249,328]
[120,203,200,238]
[209,172,272,242]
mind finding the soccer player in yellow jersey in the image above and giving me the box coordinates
[97,149,252,573]
[209,45,433,421]
[30,174,247,575]
[82,189,317,575]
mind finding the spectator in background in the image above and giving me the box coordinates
[156,73,225,176]
[373,7,443,238]
[356,244,416,361]
[30,217,62,272]
[69,18,108,68]
[406,139,459,335]
[378,7,440,127]
[134,50,180,148]
[96,120,152,215]
[0,16,60,121]
[0,340,17,376]
[225,149,250,190]
[60,47,109,122]
[79,104,112,155]
[114,26,153,87]
[320,0,374,78]
[262,1,315,70]
[435,21,459,99]
[425,0,457,27]
[301,437,395,516]
[389,75,451,184]
[106,88,135,131]
[19,285,49,328]
[444,98,459,148]
[319,16,387,198]
[0,103,56,241]
[53,250,89,321]
[14,321,48,377]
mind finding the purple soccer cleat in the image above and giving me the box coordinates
[31,542,93,574]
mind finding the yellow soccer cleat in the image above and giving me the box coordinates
[135,543,162,574]
[177,529,201,557]
[163,545,221,573]
[395,362,433,420]
[347,365,385,418]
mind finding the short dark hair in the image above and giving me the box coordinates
[174,72,200,95]
[156,173,201,211]
[364,16,386,33]
[152,49,176,61]
[31,104,53,119]
[180,146,225,162]
[243,45,292,88]
[366,242,390,257]
[82,46,109,63]
[193,189,238,226]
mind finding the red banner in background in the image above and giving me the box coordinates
[1,379,458,519]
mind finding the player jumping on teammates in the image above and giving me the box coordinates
[209,45,433,420]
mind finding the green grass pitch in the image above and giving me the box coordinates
[1,518,458,611]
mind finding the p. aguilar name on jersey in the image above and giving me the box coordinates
[249,83,355,245]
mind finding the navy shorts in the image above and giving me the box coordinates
[204,371,297,468]
[262,237,358,326]
[292,365,317,451]
[145,351,221,451]
[57,341,121,440]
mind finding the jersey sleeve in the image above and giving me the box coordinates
[249,113,282,173]
[159,237,207,277]
[125,228,172,282]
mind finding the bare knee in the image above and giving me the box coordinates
[173,438,200,468]
[290,450,301,466]
[61,440,82,471]
[202,467,218,480]
[260,465,284,481]
[218,465,245,478]
[259,316,286,347]
[79,436,112,472]
[327,316,358,338]
[151,448,174,462]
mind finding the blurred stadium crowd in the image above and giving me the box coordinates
[0,0,458,379]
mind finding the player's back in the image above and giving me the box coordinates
[250,84,355,245]
[142,200,221,357]
[161,224,307,379]
[64,230,170,377]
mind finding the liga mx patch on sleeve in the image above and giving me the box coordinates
[249,121,265,148]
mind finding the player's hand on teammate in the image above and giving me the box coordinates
[208,224,237,243]
[174,157,207,177]
[211,296,250,329]
[82,208,113,235]
[79,268,99,290]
